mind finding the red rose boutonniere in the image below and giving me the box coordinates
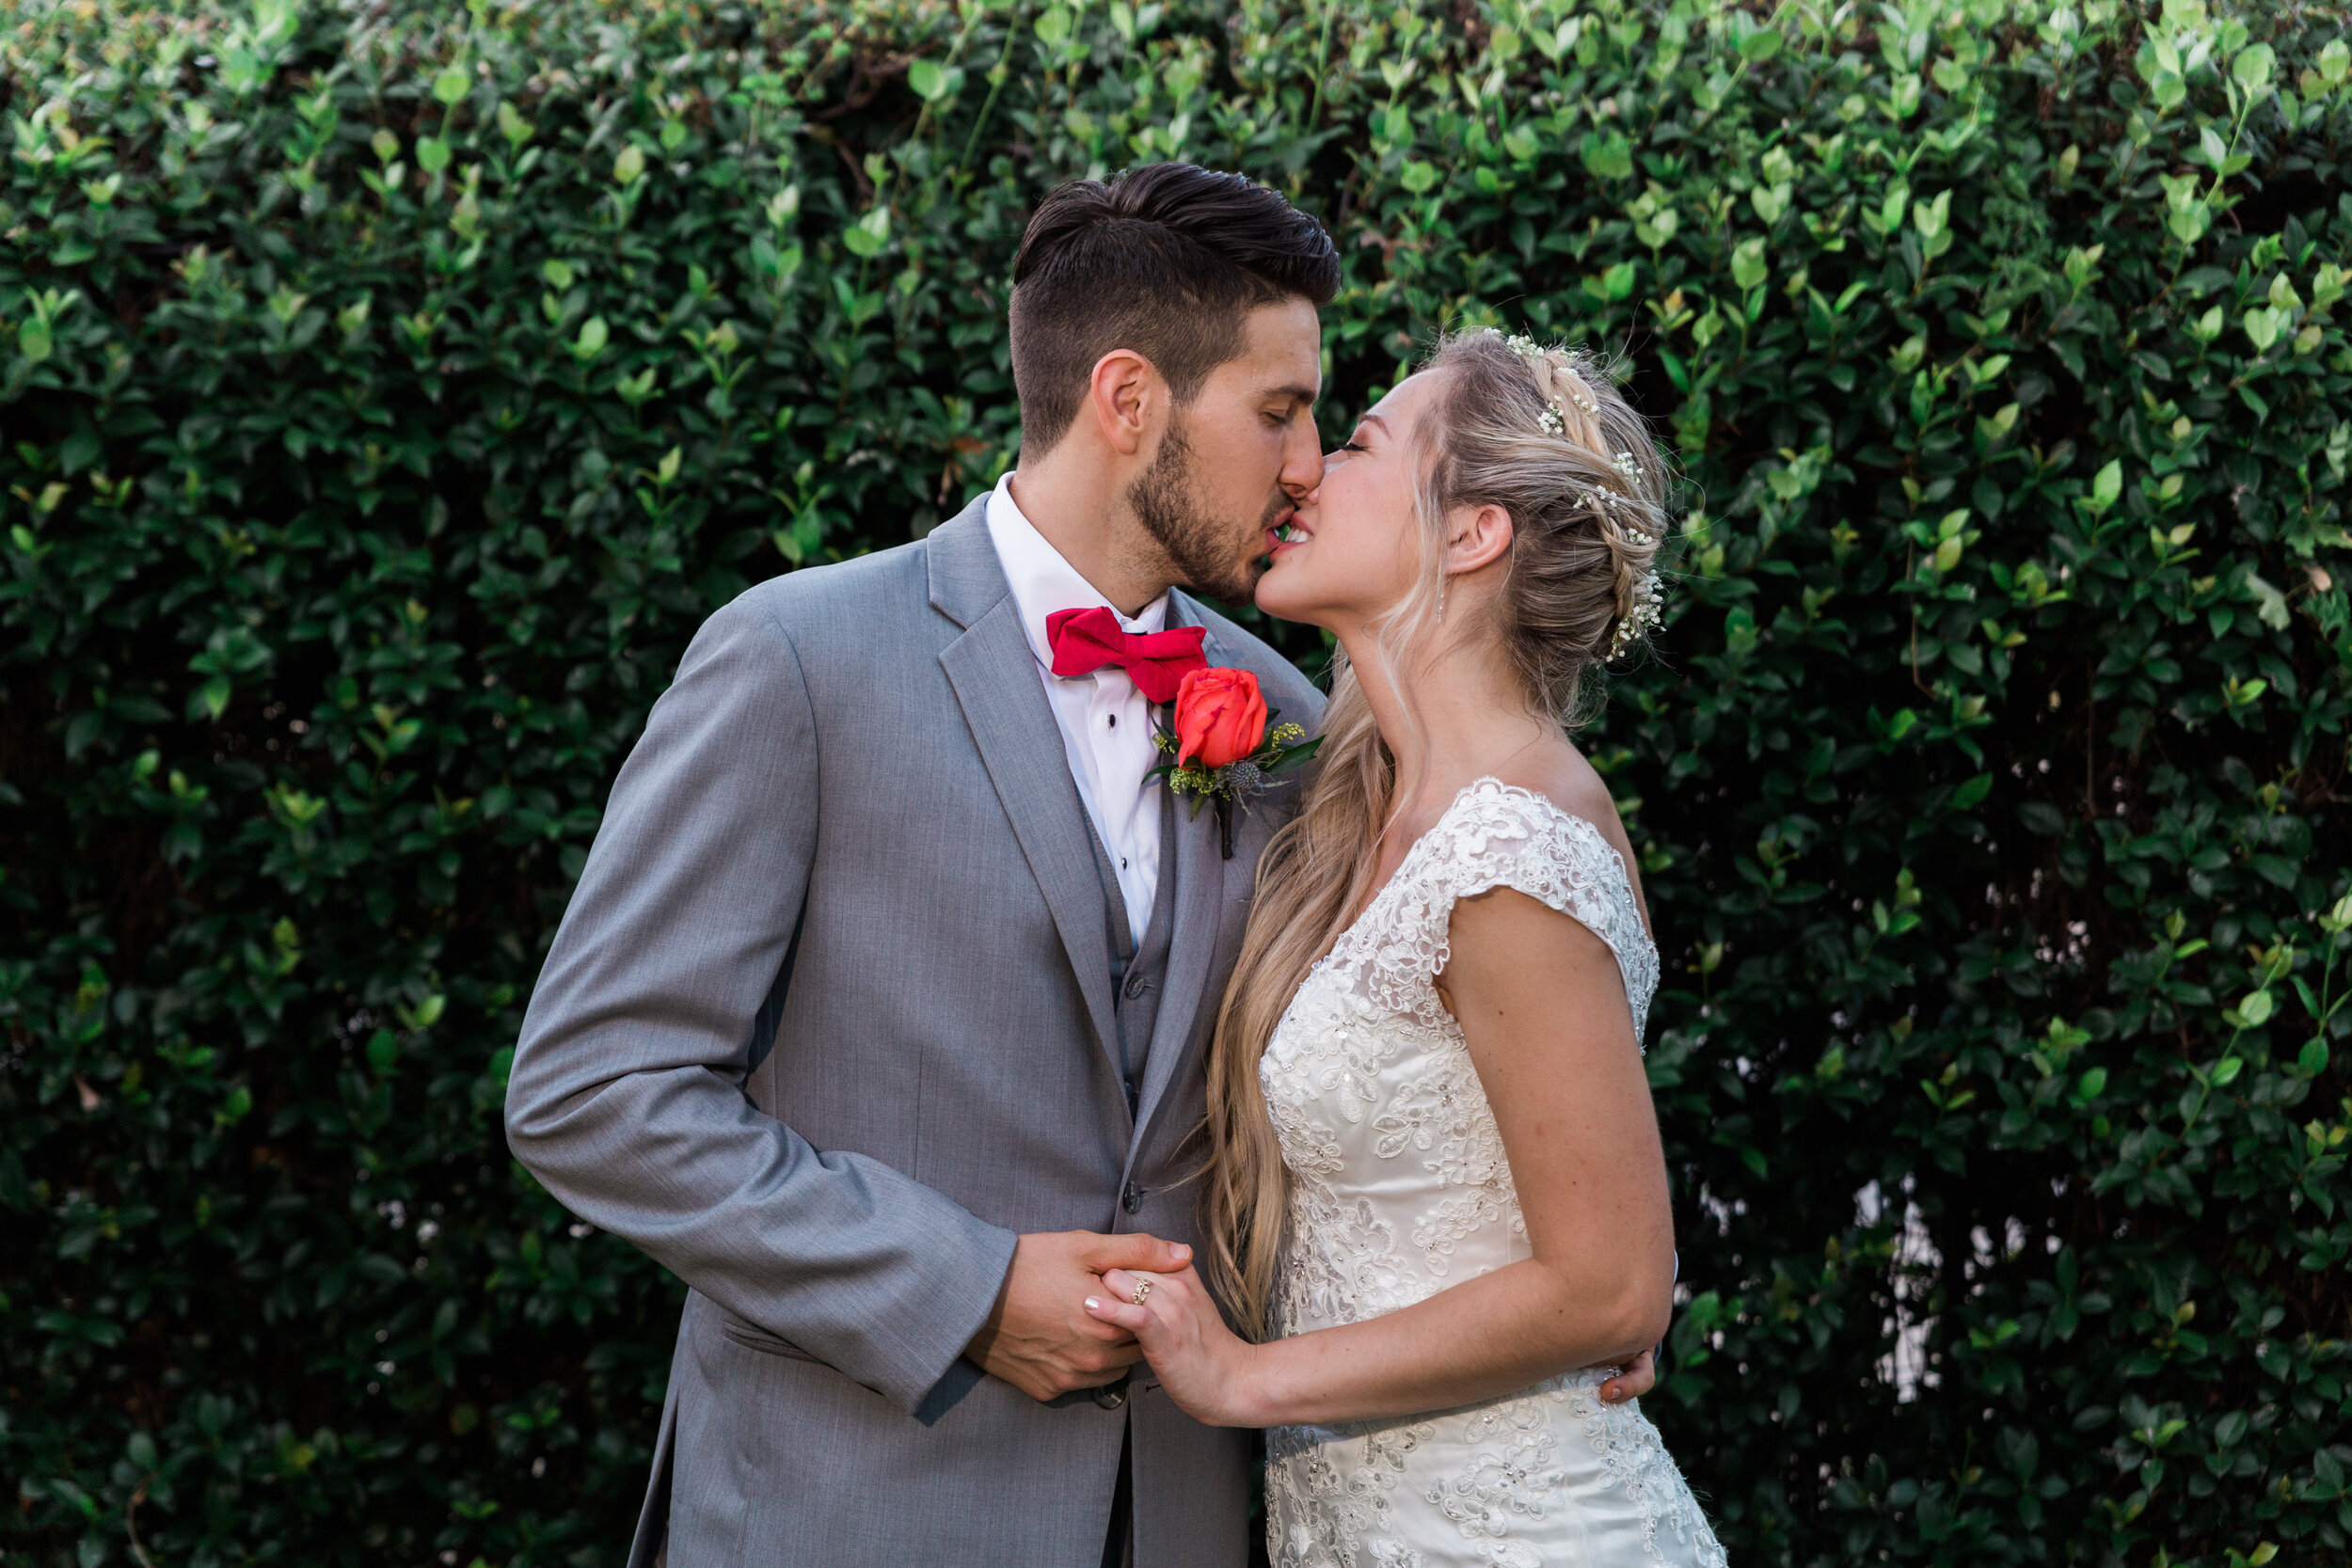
[1149,667,1323,857]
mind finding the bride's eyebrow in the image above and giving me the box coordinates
[1358,413,1392,440]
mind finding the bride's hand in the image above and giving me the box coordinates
[1085,1266,1262,1428]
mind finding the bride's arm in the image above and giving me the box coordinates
[1089,885,1676,1428]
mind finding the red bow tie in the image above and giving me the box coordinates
[1045,607,1207,705]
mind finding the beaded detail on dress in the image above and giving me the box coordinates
[1259,779,1724,1568]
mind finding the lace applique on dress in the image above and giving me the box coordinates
[1260,779,1723,1568]
[1319,777,1657,1043]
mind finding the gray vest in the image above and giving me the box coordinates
[1084,804,1181,1120]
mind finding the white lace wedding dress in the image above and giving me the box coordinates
[1259,779,1726,1568]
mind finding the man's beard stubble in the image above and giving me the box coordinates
[1126,414,1289,608]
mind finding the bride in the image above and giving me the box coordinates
[1082,328,1725,1567]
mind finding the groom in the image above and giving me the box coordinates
[507,163,1648,1567]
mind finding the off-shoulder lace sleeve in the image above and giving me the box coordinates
[1371,777,1658,1045]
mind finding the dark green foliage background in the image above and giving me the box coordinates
[5,0,2350,1563]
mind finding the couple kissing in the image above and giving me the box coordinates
[507,161,1722,1568]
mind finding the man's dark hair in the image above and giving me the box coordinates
[1009,163,1341,456]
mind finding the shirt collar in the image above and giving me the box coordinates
[983,471,1169,671]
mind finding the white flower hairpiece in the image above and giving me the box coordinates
[1607,567,1666,660]
[1487,330,1662,659]
[1501,331,1604,427]
[1578,486,1661,523]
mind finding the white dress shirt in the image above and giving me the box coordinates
[983,472,1168,948]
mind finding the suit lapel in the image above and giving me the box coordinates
[931,505,1125,1107]
[1128,600,1236,1150]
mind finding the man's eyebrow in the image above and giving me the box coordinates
[1263,383,1320,405]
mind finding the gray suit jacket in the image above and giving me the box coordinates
[506,494,1325,1566]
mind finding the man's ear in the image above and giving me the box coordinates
[1087,349,1161,457]
[1445,502,1515,578]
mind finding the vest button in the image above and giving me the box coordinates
[1122,972,1150,999]
[1092,1383,1128,1410]
[1121,1180,1144,1214]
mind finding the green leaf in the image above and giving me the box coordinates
[1729,236,1768,292]
[189,674,232,723]
[1912,190,1950,240]
[2087,459,2122,515]
[2244,572,2289,631]
[571,315,609,360]
[2230,43,2275,96]
[433,67,469,104]
[1580,129,1633,182]
[19,318,51,362]
[2019,800,2068,836]
[415,135,452,174]
[1262,735,1326,774]
[908,58,961,102]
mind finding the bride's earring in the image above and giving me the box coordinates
[1435,574,1447,621]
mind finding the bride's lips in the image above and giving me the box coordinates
[1269,512,1313,555]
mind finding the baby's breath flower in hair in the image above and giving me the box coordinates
[1607,568,1666,661]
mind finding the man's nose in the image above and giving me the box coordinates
[1280,420,1324,496]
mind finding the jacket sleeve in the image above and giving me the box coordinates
[504,589,1018,1417]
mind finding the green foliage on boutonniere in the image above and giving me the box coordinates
[1148,716,1322,819]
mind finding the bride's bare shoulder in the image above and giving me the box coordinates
[1492,742,1618,837]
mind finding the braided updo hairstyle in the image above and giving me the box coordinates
[1200,325,1674,1335]
[1418,327,1671,718]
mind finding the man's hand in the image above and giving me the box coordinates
[967,1230,1194,1402]
[1597,1348,1657,1404]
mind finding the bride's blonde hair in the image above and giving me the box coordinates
[1199,327,1672,1335]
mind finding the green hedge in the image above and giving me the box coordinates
[5,0,2350,1563]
